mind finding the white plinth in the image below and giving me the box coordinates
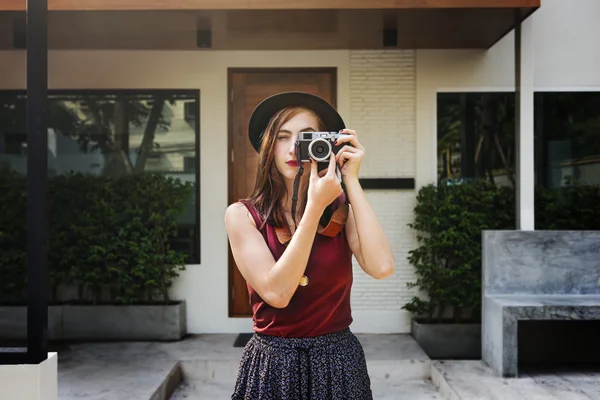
[0,352,57,400]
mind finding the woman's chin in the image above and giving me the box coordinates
[281,171,298,181]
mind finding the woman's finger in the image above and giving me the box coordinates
[336,145,359,155]
[310,158,318,183]
[336,131,363,151]
[326,152,337,178]
[336,145,361,163]
[338,151,356,166]
[340,129,357,138]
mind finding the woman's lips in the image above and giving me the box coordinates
[286,160,298,167]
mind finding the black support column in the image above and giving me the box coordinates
[26,0,49,365]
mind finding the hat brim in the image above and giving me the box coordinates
[248,92,346,153]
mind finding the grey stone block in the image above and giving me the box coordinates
[481,230,600,378]
[483,230,600,295]
[484,294,600,376]
[481,294,505,375]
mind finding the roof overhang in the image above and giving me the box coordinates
[1,0,541,11]
[0,0,541,50]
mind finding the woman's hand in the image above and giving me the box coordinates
[334,129,365,179]
[307,154,343,212]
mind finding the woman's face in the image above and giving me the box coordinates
[273,110,319,182]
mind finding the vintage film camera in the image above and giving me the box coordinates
[296,132,352,170]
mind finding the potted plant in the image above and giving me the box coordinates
[402,179,514,359]
[0,169,193,342]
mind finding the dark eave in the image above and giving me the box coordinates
[0,1,541,50]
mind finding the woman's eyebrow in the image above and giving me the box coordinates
[277,127,316,134]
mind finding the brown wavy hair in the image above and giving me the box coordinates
[246,106,326,229]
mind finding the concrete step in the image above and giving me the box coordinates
[171,334,440,399]
[177,358,432,384]
[170,377,443,400]
[176,333,432,383]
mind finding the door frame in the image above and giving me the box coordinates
[226,67,338,317]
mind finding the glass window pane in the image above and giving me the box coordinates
[0,90,200,267]
[437,92,515,187]
[534,92,600,230]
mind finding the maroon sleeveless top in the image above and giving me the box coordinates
[239,196,353,338]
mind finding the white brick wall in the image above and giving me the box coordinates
[349,50,416,178]
[348,50,418,333]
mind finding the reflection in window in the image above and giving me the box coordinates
[536,92,600,188]
[437,92,515,186]
[0,90,200,263]
[437,91,600,230]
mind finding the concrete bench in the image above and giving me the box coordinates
[481,230,600,377]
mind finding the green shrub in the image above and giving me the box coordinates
[0,169,193,305]
[402,180,600,323]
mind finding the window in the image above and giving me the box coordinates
[0,89,200,263]
[437,91,600,229]
[535,92,600,188]
[437,92,515,186]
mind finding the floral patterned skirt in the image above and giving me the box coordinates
[231,328,373,400]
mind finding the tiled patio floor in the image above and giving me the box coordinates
[433,360,600,400]
[55,333,600,400]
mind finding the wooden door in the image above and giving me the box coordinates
[228,68,337,317]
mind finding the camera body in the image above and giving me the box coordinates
[296,132,350,169]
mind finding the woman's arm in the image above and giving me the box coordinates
[225,156,343,308]
[344,177,395,279]
[225,201,322,308]
[335,129,395,280]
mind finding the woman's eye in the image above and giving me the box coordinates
[277,135,289,140]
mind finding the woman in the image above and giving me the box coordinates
[225,92,395,399]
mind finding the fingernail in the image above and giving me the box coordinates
[334,141,338,145]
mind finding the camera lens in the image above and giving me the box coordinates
[308,138,331,162]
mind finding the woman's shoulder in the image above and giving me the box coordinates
[226,199,266,231]
[225,201,258,230]
[225,201,247,214]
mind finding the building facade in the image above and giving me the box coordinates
[0,0,598,335]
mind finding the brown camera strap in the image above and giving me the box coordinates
[275,203,348,245]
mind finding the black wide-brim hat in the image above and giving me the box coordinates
[248,91,346,153]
